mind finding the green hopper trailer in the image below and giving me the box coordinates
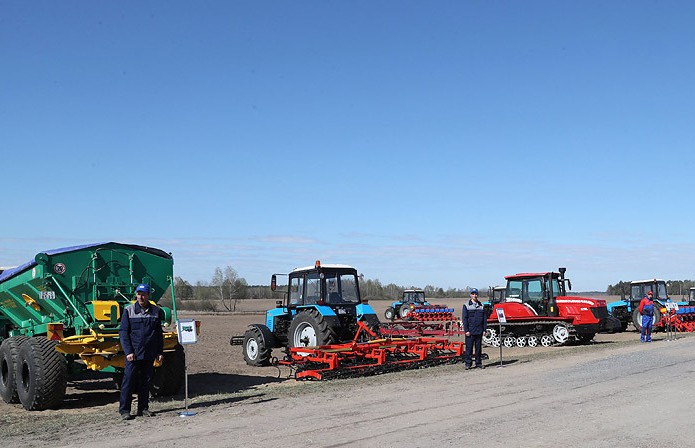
[0,242,185,410]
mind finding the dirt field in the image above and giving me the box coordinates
[2,297,693,447]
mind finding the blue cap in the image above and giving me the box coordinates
[136,284,151,294]
[470,288,479,294]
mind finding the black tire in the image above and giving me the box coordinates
[384,307,395,321]
[0,336,28,404]
[399,305,411,319]
[242,325,273,366]
[633,307,661,332]
[288,309,337,350]
[620,322,629,332]
[151,344,185,397]
[15,337,67,411]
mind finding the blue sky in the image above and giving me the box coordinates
[2,2,694,291]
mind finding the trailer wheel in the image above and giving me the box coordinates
[15,337,67,411]
[552,324,570,344]
[0,336,28,403]
[242,325,273,366]
[288,309,337,354]
[151,344,185,397]
[384,307,395,321]
[632,308,662,332]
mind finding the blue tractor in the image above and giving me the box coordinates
[234,261,380,366]
[384,289,429,320]
[606,279,691,332]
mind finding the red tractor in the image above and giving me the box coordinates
[484,268,612,347]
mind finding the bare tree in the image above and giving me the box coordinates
[211,266,248,311]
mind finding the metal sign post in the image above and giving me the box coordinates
[496,309,506,368]
[665,302,679,341]
[176,319,198,418]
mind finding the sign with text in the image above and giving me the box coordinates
[177,319,198,345]
[496,308,507,324]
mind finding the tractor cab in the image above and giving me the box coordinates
[402,289,427,305]
[488,286,506,304]
[690,287,695,303]
[504,268,570,317]
[629,279,668,305]
[273,261,362,310]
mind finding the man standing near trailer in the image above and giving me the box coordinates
[119,284,165,420]
[462,288,487,369]
[639,291,655,343]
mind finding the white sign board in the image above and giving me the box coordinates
[665,302,679,312]
[496,308,507,324]
[177,319,198,345]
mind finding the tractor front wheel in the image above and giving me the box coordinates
[288,309,337,353]
[16,337,67,411]
[384,307,395,321]
[242,325,273,366]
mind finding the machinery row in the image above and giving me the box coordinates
[2,242,694,411]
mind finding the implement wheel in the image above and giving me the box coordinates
[16,337,67,411]
[242,325,273,366]
[288,309,337,354]
[151,344,185,397]
[0,336,28,404]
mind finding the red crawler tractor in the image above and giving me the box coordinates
[484,268,614,347]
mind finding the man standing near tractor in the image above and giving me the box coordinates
[639,290,655,342]
[119,284,165,420]
[462,288,487,369]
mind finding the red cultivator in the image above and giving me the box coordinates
[278,321,465,380]
[659,306,695,332]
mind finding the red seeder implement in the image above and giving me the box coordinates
[659,308,695,332]
[278,321,465,380]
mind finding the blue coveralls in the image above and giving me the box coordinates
[639,297,654,342]
[119,302,164,415]
[462,300,487,368]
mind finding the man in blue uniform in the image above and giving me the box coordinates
[462,288,487,369]
[638,290,655,343]
[119,284,164,420]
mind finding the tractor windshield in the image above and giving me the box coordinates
[631,282,667,301]
[324,271,360,305]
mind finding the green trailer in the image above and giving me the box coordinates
[0,242,185,410]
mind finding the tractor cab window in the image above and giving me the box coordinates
[289,277,303,304]
[305,273,321,305]
[323,272,360,304]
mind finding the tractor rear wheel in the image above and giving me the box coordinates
[399,306,411,319]
[0,336,28,404]
[15,337,67,410]
[288,309,337,353]
[384,307,396,321]
[242,325,273,366]
[151,344,185,397]
[632,308,662,332]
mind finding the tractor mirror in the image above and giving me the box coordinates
[271,275,277,291]
[275,300,283,308]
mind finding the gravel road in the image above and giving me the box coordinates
[12,331,693,448]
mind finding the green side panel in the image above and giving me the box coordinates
[0,242,175,339]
